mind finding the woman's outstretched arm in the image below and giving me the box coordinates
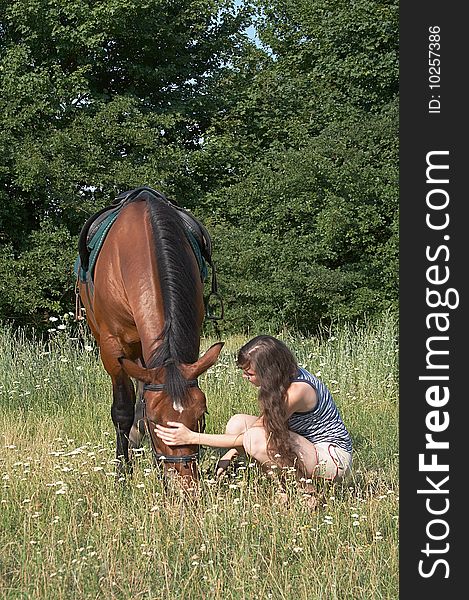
[155,422,245,448]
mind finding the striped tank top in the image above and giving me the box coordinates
[287,367,352,453]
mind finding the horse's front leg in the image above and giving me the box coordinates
[129,377,145,452]
[110,371,136,478]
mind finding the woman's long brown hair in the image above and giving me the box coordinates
[237,335,298,465]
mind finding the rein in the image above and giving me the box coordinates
[141,380,201,466]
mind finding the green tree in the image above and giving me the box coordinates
[193,0,398,332]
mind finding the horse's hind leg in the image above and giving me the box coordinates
[110,371,136,477]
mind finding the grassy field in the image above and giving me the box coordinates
[0,314,398,599]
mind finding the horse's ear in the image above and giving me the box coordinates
[181,342,224,379]
[119,357,161,384]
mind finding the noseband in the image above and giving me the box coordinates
[142,379,201,466]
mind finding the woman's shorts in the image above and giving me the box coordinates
[313,442,352,482]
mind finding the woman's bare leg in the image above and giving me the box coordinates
[216,414,258,477]
[242,426,321,508]
[243,426,319,474]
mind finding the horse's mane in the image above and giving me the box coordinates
[135,192,201,407]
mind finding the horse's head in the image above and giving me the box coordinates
[119,342,224,483]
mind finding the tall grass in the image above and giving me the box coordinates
[0,313,398,599]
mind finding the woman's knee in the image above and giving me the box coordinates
[242,427,267,458]
[225,414,256,435]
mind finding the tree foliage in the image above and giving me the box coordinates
[193,0,398,332]
[0,0,398,333]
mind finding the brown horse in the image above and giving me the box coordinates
[77,188,223,483]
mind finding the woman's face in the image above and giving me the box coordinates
[241,365,261,388]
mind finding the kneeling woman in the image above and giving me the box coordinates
[155,335,352,494]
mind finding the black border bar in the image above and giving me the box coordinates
[400,4,465,597]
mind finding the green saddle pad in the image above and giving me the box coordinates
[74,206,208,284]
[74,209,121,283]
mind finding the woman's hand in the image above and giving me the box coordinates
[155,422,197,446]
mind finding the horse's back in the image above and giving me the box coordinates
[79,198,203,368]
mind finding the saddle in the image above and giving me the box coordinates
[75,186,223,320]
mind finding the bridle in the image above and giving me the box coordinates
[141,379,203,466]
